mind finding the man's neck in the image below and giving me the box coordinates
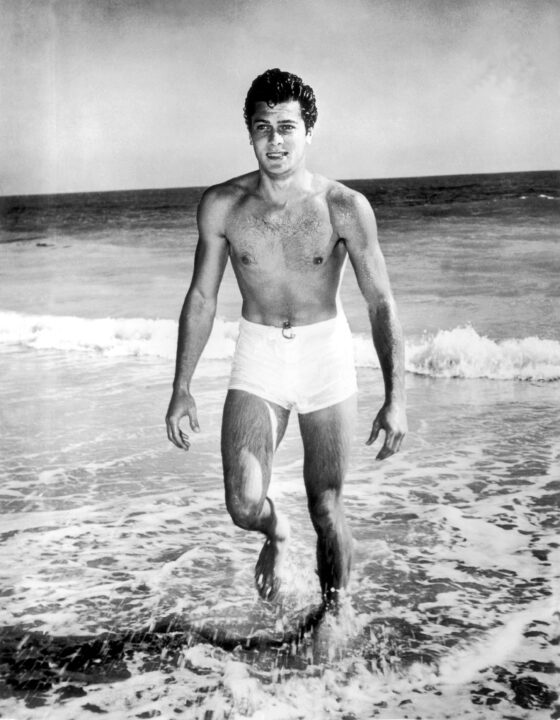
[256,165,313,206]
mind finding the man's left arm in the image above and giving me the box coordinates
[333,189,407,460]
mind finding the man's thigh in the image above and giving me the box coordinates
[297,394,357,498]
[221,389,290,501]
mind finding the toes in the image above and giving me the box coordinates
[267,580,280,602]
[254,541,280,600]
[255,573,274,601]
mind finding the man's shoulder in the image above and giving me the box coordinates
[324,179,370,212]
[201,172,258,208]
[197,172,258,231]
[321,179,374,232]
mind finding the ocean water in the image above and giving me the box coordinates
[0,170,559,719]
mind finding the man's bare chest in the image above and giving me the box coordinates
[226,204,337,269]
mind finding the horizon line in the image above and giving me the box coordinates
[1,167,558,201]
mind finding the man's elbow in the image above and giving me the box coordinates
[183,288,217,319]
[368,295,397,324]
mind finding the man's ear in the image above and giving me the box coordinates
[306,128,313,144]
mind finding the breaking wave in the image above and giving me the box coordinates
[355,324,560,381]
[1,311,559,381]
[0,310,237,363]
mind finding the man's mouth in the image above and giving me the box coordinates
[266,152,288,159]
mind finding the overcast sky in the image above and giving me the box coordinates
[1,0,559,195]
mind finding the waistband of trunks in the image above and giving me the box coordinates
[238,313,349,341]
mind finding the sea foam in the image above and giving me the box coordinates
[1,311,559,381]
[352,324,560,381]
[0,310,237,362]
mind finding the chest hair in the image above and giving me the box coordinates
[232,207,333,268]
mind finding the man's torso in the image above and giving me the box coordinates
[216,171,351,327]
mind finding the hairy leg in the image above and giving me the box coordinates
[221,389,290,600]
[298,395,357,606]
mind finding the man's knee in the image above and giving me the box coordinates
[225,492,264,530]
[307,488,343,533]
[222,444,269,528]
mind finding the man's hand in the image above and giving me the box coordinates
[166,388,200,451]
[366,402,407,460]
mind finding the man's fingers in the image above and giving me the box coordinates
[368,405,407,458]
[188,405,200,433]
[175,426,189,450]
[166,420,176,445]
[166,417,190,451]
[376,446,393,460]
[366,419,381,446]
[376,431,395,460]
[375,431,406,460]
[165,392,199,451]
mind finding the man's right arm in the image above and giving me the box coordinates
[166,186,230,450]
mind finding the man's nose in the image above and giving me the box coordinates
[269,129,283,144]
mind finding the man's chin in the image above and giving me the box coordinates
[260,162,291,176]
[264,158,290,171]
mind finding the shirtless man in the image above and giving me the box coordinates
[166,69,407,606]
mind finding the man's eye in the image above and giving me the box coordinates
[280,126,295,133]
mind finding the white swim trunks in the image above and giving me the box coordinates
[228,313,358,414]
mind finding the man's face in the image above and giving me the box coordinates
[249,100,312,176]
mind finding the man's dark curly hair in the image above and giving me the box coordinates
[243,68,318,133]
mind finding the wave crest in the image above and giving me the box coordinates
[1,312,559,381]
[354,325,560,381]
[0,311,236,362]
[409,326,560,381]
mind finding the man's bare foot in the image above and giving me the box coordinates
[254,510,290,601]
